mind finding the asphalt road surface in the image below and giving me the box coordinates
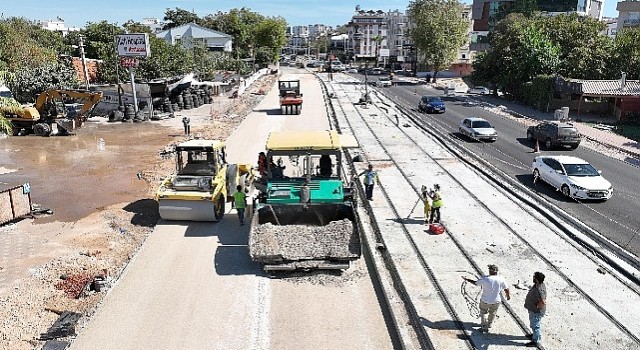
[69,69,394,350]
[379,83,640,259]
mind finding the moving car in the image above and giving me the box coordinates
[345,68,358,74]
[376,77,392,87]
[467,86,490,95]
[532,155,613,200]
[527,121,581,150]
[458,117,497,141]
[418,96,445,113]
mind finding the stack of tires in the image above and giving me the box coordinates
[183,91,193,110]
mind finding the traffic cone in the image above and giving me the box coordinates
[534,139,540,153]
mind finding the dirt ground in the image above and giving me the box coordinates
[0,73,278,350]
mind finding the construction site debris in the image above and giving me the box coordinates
[249,219,359,263]
[39,311,81,340]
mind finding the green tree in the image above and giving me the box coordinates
[481,14,560,98]
[372,35,383,67]
[407,0,469,82]
[163,8,201,29]
[542,14,609,79]
[202,8,265,60]
[0,17,62,70]
[608,28,640,80]
[254,17,288,64]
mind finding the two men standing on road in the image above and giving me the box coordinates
[462,264,511,333]
[524,272,547,347]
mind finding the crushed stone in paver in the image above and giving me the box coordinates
[249,219,360,262]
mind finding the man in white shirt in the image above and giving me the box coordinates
[462,264,511,332]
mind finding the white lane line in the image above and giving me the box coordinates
[249,277,271,350]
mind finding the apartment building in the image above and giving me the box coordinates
[617,0,640,31]
[347,9,387,63]
[38,17,80,36]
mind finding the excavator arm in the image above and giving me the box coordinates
[34,89,103,119]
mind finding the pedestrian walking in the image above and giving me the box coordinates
[357,164,379,201]
[524,272,547,347]
[428,184,443,224]
[232,185,247,225]
[462,264,511,333]
[182,116,191,135]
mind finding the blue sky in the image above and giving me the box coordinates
[0,0,622,28]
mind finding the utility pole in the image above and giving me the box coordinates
[78,35,90,90]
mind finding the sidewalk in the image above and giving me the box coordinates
[475,94,640,159]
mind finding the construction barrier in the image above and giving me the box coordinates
[0,183,32,225]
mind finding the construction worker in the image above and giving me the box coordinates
[428,184,443,224]
[182,116,191,135]
[420,186,432,224]
[232,185,247,225]
[257,152,268,180]
[357,164,379,201]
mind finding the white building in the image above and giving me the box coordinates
[155,23,233,52]
[38,17,80,36]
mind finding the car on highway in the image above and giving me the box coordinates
[376,77,392,87]
[467,86,490,95]
[527,121,581,150]
[532,155,613,200]
[458,117,497,141]
[418,96,445,113]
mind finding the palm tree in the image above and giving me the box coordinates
[372,35,383,67]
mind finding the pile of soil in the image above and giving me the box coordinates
[0,73,278,350]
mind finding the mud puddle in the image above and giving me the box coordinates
[0,119,181,222]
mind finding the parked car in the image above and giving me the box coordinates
[345,68,358,74]
[527,121,581,150]
[371,67,384,75]
[0,85,13,99]
[467,86,490,95]
[458,117,497,141]
[418,96,445,113]
[532,155,613,200]
[376,77,392,87]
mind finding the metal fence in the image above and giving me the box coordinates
[0,184,32,225]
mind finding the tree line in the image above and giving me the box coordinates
[0,7,287,103]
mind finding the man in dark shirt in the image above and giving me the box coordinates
[524,272,547,347]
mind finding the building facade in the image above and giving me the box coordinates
[347,9,388,63]
[38,17,80,36]
[617,0,640,30]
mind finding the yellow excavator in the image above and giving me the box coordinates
[1,89,103,136]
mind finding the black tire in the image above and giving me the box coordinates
[215,195,225,221]
[561,184,571,198]
[533,169,541,184]
[545,139,553,150]
[33,123,50,137]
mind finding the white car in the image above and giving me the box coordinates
[532,155,613,200]
[345,68,358,74]
[467,86,490,94]
[458,117,497,142]
[376,77,392,87]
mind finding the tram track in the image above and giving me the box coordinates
[322,74,640,349]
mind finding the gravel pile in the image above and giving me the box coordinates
[249,219,360,263]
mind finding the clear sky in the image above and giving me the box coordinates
[0,0,622,28]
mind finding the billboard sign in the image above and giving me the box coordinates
[116,34,151,57]
[379,48,390,57]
